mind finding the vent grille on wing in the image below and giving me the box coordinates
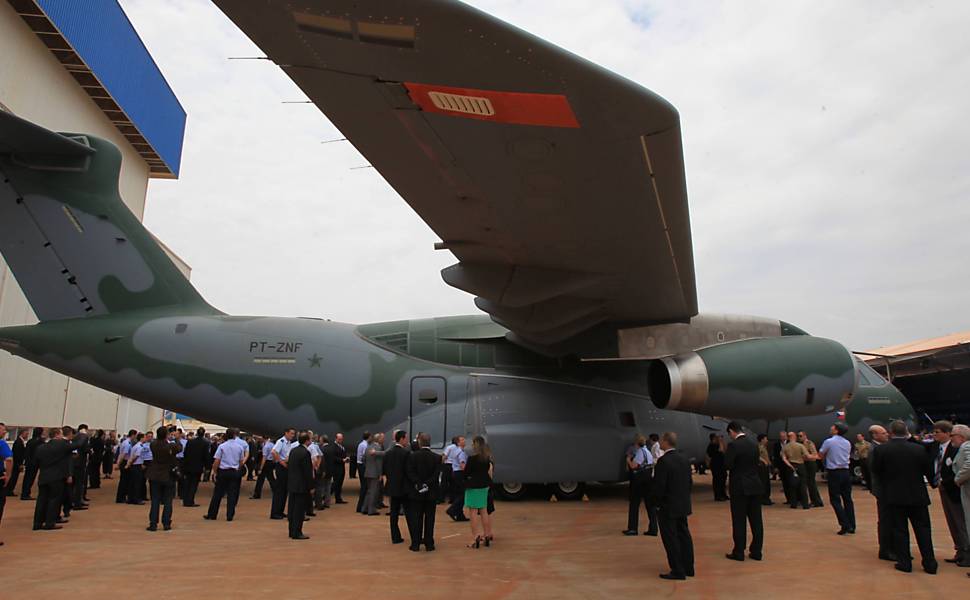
[427,91,495,116]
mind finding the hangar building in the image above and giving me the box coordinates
[0,0,188,433]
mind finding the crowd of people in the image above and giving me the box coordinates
[3,417,970,581]
[0,422,495,552]
[624,419,970,579]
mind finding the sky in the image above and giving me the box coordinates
[118,0,970,352]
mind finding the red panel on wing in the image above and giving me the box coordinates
[404,82,580,128]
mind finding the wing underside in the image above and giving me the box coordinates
[213,0,698,353]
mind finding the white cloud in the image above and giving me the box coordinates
[120,0,970,351]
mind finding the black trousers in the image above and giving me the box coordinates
[182,471,202,506]
[406,496,436,548]
[348,459,358,479]
[729,492,764,556]
[776,461,792,504]
[890,504,935,570]
[115,460,129,503]
[148,480,175,527]
[6,465,21,497]
[87,458,101,489]
[805,462,823,506]
[627,475,658,533]
[288,492,309,538]
[658,509,694,576]
[876,498,893,556]
[175,459,184,498]
[34,480,65,529]
[207,468,243,520]
[271,464,288,517]
[447,471,466,519]
[826,469,855,530]
[21,463,38,499]
[0,487,5,523]
[355,464,366,512]
[389,495,409,542]
[788,463,809,508]
[757,464,772,503]
[254,462,275,498]
[332,466,345,501]
[712,466,728,500]
[128,465,146,503]
[71,468,86,507]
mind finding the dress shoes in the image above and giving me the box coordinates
[55,518,69,524]
[227,517,234,522]
[659,573,686,581]
[408,545,421,552]
[923,561,938,575]
[203,515,215,520]
[643,530,658,536]
[725,553,745,562]
[270,515,285,520]
[391,539,404,544]
[146,525,157,532]
[622,530,638,536]
[955,557,970,568]
[21,496,34,501]
[291,534,310,540]
[72,506,89,511]
[335,500,348,504]
[163,525,172,531]
[894,564,912,573]
[425,545,435,552]
[837,528,849,535]
[185,503,200,507]
[847,528,856,534]
[878,552,897,562]
[749,554,763,561]
[42,525,63,530]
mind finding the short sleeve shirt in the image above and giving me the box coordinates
[0,439,11,474]
[783,441,808,464]
[214,439,245,469]
[262,440,275,461]
[273,438,292,461]
[803,440,818,456]
[819,436,851,469]
[632,445,655,468]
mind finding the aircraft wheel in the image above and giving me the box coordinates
[552,481,586,501]
[495,482,527,501]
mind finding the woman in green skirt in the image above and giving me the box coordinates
[463,435,494,548]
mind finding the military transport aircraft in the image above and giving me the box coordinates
[0,1,913,499]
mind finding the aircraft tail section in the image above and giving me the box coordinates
[0,110,218,321]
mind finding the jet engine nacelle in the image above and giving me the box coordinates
[646,336,856,420]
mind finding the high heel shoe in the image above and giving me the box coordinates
[467,536,482,549]
[484,535,492,547]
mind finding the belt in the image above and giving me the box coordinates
[827,467,849,471]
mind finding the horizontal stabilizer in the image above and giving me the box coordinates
[0,110,95,157]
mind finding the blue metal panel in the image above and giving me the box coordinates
[37,0,186,176]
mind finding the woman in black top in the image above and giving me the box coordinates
[463,435,494,548]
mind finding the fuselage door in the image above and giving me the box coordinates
[411,376,447,449]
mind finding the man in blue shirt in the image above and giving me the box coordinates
[271,428,296,519]
[446,436,469,522]
[126,432,152,505]
[819,422,855,535]
[205,427,248,522]
[252,436,276,499]
[355,431,371,513]
[0,422,12,545]
[114,430,136,504]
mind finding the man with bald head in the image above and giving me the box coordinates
[950,424,970,577]
[868,424,893,561]
[930,421,970,566]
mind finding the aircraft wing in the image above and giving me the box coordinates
[214,0,697,351]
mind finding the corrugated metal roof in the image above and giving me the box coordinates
[864,330,970,359]
[7,0,185,178]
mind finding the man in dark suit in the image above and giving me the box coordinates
[20,427,44,500]
[181,427,208,507]
[867,424,894,561]
[384,430,411,544]
[70,424,90,510]
[650,432,694,580]
[928,420,970,565]
[724,421,764,561]
[330,432,348,504]
[405,432,440,551]
[287,432,314,540]
[33,426,81,530]
[7,428,28,497]
[871,420,938,574]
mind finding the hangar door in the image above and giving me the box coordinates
[410,376,446,449]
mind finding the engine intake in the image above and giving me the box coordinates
[647,336,856,419]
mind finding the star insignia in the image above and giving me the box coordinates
[308,353,322,367]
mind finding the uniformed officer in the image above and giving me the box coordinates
[781,432,809,509]
[126,432,152,505]
[757,434,773,505]
[442,436,458,503]
[114,430,136,504]
[305,431,322,516]
[446,437,468,522]
[204,427,247,522]
[271,428,296,519]
[623,434,657,536]
[174,429,187,499]
[798,431,824,508]
[252,436,276,499]
[819,422,856,535]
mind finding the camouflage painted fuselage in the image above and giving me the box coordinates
[0,311,914,485]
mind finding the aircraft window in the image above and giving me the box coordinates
[619,411,636,427]
[417,390,438,405]
[856,360,887,387]
[175,324,188,334]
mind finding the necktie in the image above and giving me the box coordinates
[935,447,943,487]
